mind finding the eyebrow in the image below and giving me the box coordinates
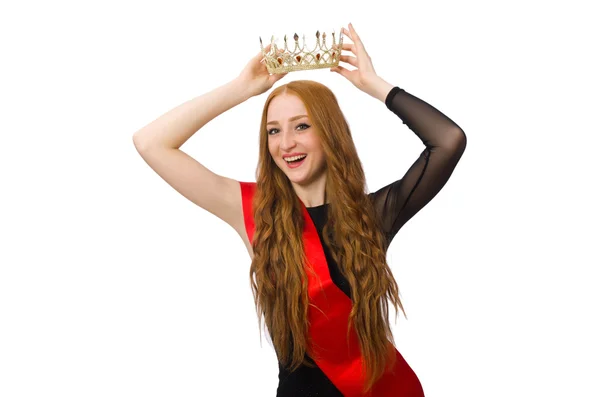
[266,114,308,126]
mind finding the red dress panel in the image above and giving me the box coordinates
[240,181,424,397]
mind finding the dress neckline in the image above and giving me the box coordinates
[306,202,330,209]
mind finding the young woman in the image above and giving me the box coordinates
[133,23,466,397]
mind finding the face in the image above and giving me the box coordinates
[266,93,327,186]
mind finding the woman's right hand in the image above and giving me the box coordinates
[237,44,288,97]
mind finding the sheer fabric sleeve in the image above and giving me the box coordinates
[369,86,467,250]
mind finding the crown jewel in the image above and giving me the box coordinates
[259,29,343,74]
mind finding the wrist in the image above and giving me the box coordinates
[231,76,255,101]
[367,76,395,103]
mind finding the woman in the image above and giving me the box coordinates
[133,23,466,397]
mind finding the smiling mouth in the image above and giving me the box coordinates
[284,154,307,168]
[284,154,307,163]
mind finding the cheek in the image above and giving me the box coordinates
[315,150,327,167]
[309,143,324,158]
[267,142,277,158]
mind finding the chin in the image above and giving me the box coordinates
[283,169,308,182]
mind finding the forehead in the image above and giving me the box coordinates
[267,93,308,121]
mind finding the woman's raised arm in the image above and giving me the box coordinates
[132,78,252,234]
[132,46,287,235]
[369,87,467,250]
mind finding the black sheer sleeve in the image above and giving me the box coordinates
[369,86,467,250]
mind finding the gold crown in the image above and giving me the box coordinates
[259,29,343,74]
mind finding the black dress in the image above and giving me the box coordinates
[274,86,467,396]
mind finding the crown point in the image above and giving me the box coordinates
[294,33,299,41]
[284,34,287,42]
[316,30,319,38]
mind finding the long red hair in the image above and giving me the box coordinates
[249,80,406,393]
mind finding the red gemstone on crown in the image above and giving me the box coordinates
[277,57,283,64]
[316,53,321,60]
[296,55,301,62]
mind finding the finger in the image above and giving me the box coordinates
[261,43,283,55]
[270,71,288,84]
[340,41,369,62]
[342,26,360,44]
[341,28,354,44]
[348,23,362,43]
[339,54,358,68]
[339,42,357,54]
[330,65,351,80]
[259,45,284,62]
[265,43,284,52]
[347,24,368,54]
[259,43,271,61]
[341,27,350,39]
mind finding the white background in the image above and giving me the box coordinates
[1,0,599,396]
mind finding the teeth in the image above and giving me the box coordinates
[284,154,307,162]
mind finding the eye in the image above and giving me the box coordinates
[268,123,311,136]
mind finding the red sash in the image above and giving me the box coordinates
[239,181,425,397]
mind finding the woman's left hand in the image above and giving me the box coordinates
[331,23,386,98]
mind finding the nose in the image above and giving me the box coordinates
[279,129,297,151]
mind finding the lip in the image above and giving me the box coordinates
[282,152,307,159]
[285,155,306,169]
